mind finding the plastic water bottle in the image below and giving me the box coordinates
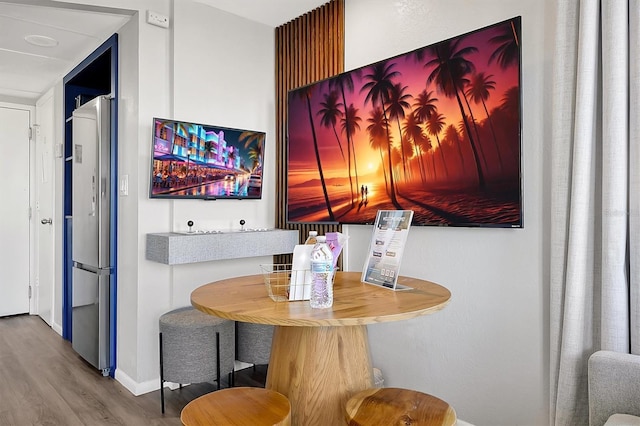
[304,230,318,245]
[309,235,334,308]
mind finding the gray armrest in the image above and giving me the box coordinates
[589,350,640,426]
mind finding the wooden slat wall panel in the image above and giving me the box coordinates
[274,0,345,265]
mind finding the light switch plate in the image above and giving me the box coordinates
[120,174,129,196]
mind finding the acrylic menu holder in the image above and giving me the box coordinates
[361,210,414,291]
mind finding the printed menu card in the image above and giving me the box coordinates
[362,210,414,290]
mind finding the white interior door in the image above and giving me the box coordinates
[0,105,31,317]
[35,93,55,326]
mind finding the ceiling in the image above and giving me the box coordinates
[193,0,329,27]
[0,0,329,101]
[0,1,131,100]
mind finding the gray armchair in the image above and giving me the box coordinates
[588,350,640,426]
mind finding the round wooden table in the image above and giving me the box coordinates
[191,271,451,426]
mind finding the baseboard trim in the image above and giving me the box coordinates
[51,320,63,336]
[115,362,250,396]
[115,369,160,396]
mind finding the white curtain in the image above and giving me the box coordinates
[550,0,640,424]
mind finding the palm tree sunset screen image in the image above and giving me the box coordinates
[287,17,522,227]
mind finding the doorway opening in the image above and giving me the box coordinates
[62,34,118,376]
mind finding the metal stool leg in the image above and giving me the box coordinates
[215,331,221,390]
[159,332,165,414]
[233,321,238,388]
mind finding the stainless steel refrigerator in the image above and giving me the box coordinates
[71,95,112,375]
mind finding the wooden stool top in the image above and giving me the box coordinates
[345,387,457,426]
[181,387,291,426]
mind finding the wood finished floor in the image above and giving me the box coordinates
[0,315,267,426]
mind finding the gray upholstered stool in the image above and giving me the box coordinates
[159,306,235,413]
[236,322,273,366]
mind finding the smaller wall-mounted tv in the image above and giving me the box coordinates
[150,118,265,200]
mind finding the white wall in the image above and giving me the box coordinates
[169,0,277,308]
[113,0,276,394]
[115,9,146,391]
[342,1,548,425]
[171,1,276,234]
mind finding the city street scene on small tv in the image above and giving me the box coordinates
[287,16,522,227]
[151,118,265,200]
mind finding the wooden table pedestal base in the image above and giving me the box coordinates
[266,324,374,426]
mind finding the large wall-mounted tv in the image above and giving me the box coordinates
[287,16,522,227]
[150,118,265,200]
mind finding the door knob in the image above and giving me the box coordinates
[41,218,52,225]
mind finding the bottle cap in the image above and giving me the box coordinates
[309,231,318,236]
[316,235,326,242]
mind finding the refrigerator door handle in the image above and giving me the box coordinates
[101,177,107,199]
[73,262,110,275]
[90,175,96,217]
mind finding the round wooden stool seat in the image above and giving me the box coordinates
[181,387,291,426]
[345,387,457,426]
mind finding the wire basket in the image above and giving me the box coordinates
[260,264,294,302]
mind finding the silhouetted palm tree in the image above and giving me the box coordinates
[413,89,438,122]
[426,112,449,177]
[247,146,262,172]
[300,86,334,220]
[499,86,521,162]
[367,107,390,193]
[411,89,438,181]
[409,46,429,64]
[317,91,346,162]
[400,134,415,180]
[489,19,520,69]
[360,61,401,206]
[426,39,485,187]
[239,130,265,150]
[239,131,264,171]
[340,103,362,201]
[415,133,436,180]
[330,72,362,206]
[340,103,361,207]
[500,86,520,117]
[390,146,402,190]
[466,72,503,171]
[457,118,488,171]
[444,124,465,172]
[387,83,412,181]
[402,112,427,183]
[458,76,487,168]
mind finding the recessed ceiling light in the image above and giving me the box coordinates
[24,35,59,47]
